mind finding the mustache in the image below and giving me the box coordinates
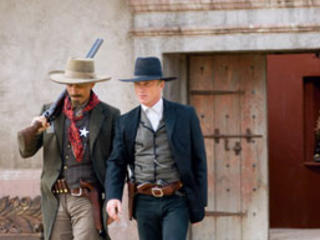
[70,94,83,98]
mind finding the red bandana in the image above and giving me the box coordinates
[63,92,100,162]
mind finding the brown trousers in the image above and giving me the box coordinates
[51,194,102,240]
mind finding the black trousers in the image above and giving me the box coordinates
[133,194,189,240]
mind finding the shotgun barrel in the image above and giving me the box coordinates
[42,89,66,123]
[86,38,104,58]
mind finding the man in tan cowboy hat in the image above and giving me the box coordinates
[18,57,120,240]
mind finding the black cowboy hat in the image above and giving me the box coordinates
[120,57,176,82]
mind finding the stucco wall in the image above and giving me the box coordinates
[0,0,136,170]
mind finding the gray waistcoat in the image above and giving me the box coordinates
[62,111,97,189]
[134,109,180,184]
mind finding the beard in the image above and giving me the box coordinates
[70,95,83,107]
[71,100,81,107]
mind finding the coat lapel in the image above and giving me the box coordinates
[89,103,106,153]
[163,99,176,140]
[126,106,140,157]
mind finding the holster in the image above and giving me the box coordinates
[79,180,107,238]
[127,180,136,220]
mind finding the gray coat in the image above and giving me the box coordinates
[18,102,120,240]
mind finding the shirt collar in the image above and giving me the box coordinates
[141,98,163,115]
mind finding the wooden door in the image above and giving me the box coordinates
[188,54,268,240]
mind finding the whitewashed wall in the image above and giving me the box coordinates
[0,0,136,169]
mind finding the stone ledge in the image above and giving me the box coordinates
[0,233,42,240]
[131,24,320,37]
[129,0,320,12]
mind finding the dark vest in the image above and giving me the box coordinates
[134,109,180,184]
[62,111,97,189]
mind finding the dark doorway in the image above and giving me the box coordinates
[268,53,320,227]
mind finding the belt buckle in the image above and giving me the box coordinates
[71,188,82,197]
[151,187,164,197]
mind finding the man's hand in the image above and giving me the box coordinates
[31,116,50,133]
[106,199,122,222]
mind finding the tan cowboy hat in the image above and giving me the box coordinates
[49,57,111,84]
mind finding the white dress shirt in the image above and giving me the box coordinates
[141,98,163,131]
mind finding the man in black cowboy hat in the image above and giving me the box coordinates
[105,57,207,239]
[18,57,120,240]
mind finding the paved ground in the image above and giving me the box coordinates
[270,229,320,240]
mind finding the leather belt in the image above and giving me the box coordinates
[52,179,84,197]
[136,181,183,198]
